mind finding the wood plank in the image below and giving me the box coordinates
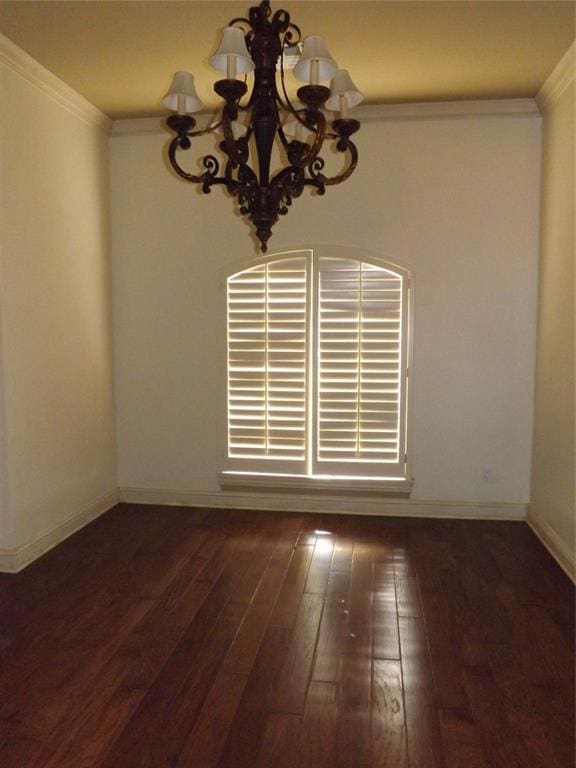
[439,709,488,768]
[269,544,315,629]
[100,596,248,768]
[0,507,572,768]
[399,617,445,768]
[99,527,277,768]
[222,561,289,676]
[177,671,248,768]
[0,588,154,739]
[347,543,373,624]
[463,666,535,768]
[299,682,338,768]
[335,621,372,768]
[418,586,469,711]
[304,534,335,595]
[486,595,574,768]
[217,626,293,768]
[373,561,400,660]
[272,592,324,714]
[257,714,303,768]
[36,537,240,767]
[0,736,50,767]
[312,593,349,682]
[324,569,352,603]
[334,540,374,767]
[395,576,422,618]
[41,685,147,768]
[331,538,354,573]
[371,660,408,767]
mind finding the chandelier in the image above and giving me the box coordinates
[163,0,363,252]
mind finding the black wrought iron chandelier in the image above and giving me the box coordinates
[163,0,363,252]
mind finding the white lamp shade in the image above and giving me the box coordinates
[212,116,248,140]
[163,71,203,113]
[325,69,364,111]
[293,35,338,83]
[282,116,302,139]
[210,27,254,74]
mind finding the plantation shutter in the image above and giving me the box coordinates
[313,256,407,477]
[226,254,309,474]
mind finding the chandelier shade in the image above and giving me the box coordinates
[326,69,364,113]
[163,0,362,252]
[210,26,255,76]
[163,71,203,114]
[293,35,338,84]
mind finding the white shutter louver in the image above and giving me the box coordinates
[226,255,309,472]
[315,257,405,476]
[223,248,410,485]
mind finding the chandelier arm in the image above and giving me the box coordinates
[276,39,292,116]
[186,123,222,138]
[277,123,290,151]
[278,39,316,133]
[233,73,252,111]
[269,164,305,203]
[225,156,258,201]
[288,109,327,169]
[305,138,359,187]
[164,1,361,253]
[228,16,252,30]
[168,138,228,188]
[274,97,294,153]
[224,157,237,190]
[220,105,245,167]
[282,21,301,45]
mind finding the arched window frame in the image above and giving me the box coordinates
[219,246,414,493]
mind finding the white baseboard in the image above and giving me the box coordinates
[118,486,527,521]
[0,490,119,574]
[0,486,528,574]
[527,514,575,583]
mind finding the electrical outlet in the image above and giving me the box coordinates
[482,468,495,483]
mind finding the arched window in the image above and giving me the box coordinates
[220,247,412,491]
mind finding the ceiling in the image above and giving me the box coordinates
[0,1,573,120]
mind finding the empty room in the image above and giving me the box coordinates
[0,1,574,766]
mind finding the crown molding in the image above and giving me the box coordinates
[112,117,168,136]
[111,98,539,136]
[536,42,575,113]
[353,98,539,122]
[0,32,111,132]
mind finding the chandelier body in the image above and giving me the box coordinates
[165,0,361,252]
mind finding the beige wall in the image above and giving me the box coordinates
[110,106,541,509]
[0,42,117,557]
[0,29,569,570]
[530,46,575,577]
[0,316,10,547]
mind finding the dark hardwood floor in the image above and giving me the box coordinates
[0,504,573,767]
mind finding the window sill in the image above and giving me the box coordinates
[218,471,413,496]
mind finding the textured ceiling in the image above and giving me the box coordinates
[0,1,574,120]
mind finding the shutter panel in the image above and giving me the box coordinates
[226,255,309,473]
[314,256,406,477]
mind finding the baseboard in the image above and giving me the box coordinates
[527,514,575,583]
[0,486,527,574]
[118,486,527,521]
[0,490,119,574]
